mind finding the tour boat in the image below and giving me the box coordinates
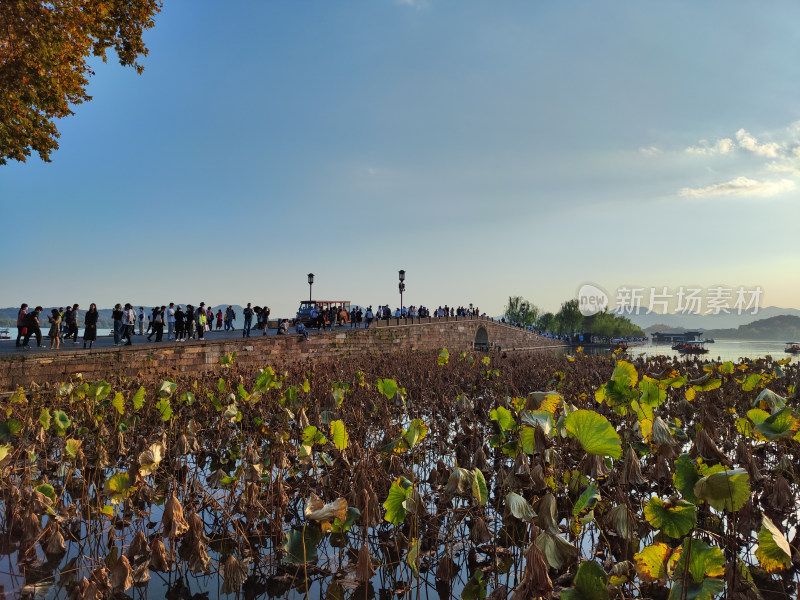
[785,342,800,354]
[0,328,10,340]
[679,341,709,355]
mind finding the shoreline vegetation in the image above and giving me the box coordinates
[0,349,798,599]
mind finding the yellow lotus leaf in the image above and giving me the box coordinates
[138,442,166,476]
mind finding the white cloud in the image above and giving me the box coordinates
[679,176,795,198]
[685,138,734,155]
[735,128,782,158]
[766,162,800,176]
[639,146,661,156]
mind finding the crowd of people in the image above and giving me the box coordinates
[11,301,485,351]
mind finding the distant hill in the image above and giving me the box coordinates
[644,324,685,334]
[628,306,800,330]
[703,315,800,341]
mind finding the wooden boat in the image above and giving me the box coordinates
[679,341,709,355]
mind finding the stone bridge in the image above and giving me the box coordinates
[0,316,565,390]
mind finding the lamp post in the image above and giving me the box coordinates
[469,303,473,317]
[307,273,314,302]
[398,270,406,318]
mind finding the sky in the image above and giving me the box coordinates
[2,0,800,318]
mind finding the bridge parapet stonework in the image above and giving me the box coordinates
[0,317,565,390]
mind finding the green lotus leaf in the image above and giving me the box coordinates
[104,473,132,504]
[52,410,71,436]
[754,407,800,441]
[302,426,328,446]
[35,483,56,503]
[643,497,697,538]
[330,506,361,534]
[330,420,348,451]
[668,576,724,600]
[472,468,488,506]
[718,361,735,375]
[613,361,638,388]
[383,476,413,525]
[506,491,536,522]
[755,513,792,573]
[87,381,111,401]
[573,483,600,517]
[634,543,678,583]
[639,376,666,407]
[674,538,725,584]
[741,373,762,392]
[282,526,323,565]
[403,418,428,448]
[520,410,554,436]
[520,426,538,454]
[561,560,609,600]
[673,454,701,504]
[38,408,51,430]
[490,406,516,433]
[131,386,146,410]
[692,378,721,392]
[564,410,622,459]
[376,378,398,400]
[694,469,750,512]
[753,388,786,411]
[437,348,449,366]
[155,398,172,422]
[407,537,420,576]
[111,392,125,415]
[64,438,82,460]
[158,379,177,398]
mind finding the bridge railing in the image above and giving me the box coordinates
[373,314,499,328]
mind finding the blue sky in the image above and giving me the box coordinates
[2,0,799,318]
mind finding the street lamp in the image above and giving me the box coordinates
[398,270,406,317]
[469,303,473,317]
[307,273,314,302]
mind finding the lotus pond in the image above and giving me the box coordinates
[0,348,798,600]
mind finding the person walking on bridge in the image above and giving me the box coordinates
[15,303,28,347]
[83,304,98,349]
[243,303,253,337]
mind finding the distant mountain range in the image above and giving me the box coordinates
[645,314,800,341]
[627,306,800,331]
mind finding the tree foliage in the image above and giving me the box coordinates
[0,0,162,164]
[504,296,538,327]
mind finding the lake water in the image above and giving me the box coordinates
[627,338,798,362]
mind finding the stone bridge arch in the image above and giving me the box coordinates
[474,325,489,351]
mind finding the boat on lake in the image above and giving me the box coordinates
[679,341,710,355]
[785,342,800,354]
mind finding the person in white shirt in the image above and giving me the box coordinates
[138,307,145,335]
[121,303,136,346]
[167,303,176,340]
